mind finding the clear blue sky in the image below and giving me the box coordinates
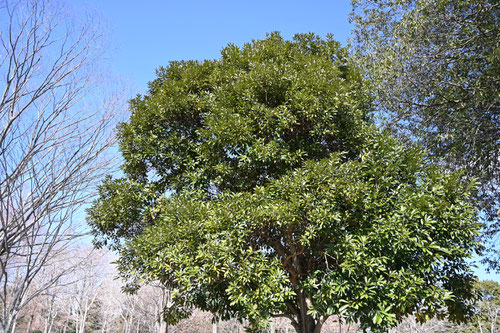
[71,0,499,282]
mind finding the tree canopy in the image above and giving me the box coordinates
[88,33,481,333]
[351,0,499,268]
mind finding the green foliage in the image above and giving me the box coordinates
[392,280,500,332]
[464,280,500,332]
[476,280,500,303]
[88,33,481,332]
[351,0,500,268]
[119,32,370,195]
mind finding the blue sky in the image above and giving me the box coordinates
[71,0,499,282]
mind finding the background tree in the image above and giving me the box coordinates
[11,246,115,333]
[88,33,481,333]
[350,0,500,268]
[390,280,500,333]
[469,280,500,333]
[0,0,122,332]
[96,276,124,333]
[71,249,110,333]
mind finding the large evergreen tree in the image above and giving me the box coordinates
[88,34,481,332]
[351,0,499,268]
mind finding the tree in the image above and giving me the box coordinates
[95,276,124,333]
[117,283,170,333]
[468,280,500,333]
[0,0,121,332]
[88,33,481,333]
[389,280,500,333]
[71,249,110,333]
[350,0,500,268]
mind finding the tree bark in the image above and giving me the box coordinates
[293,291,324,333]
[159,321,168,333]
[26,315,33,333]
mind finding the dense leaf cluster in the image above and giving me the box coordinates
[88,34,481,332]
[351,0,499,268]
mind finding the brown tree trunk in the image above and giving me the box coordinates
[292,291,326,333]
[293,291,318,333]
[293,316,323,333]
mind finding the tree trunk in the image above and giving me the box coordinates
[26,315,33,333]
[293,291,325,333]
[1,317,16,333]
[159,321,168,333]
[296,315,322,333]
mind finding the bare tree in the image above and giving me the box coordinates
[0,0,122,332]
[15,248,85,333]
[97,277,123,333]
[11,247,118,333]
[69,248,110,333]
[118,283,170,333]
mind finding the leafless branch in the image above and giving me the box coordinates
[0,1,123,332]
